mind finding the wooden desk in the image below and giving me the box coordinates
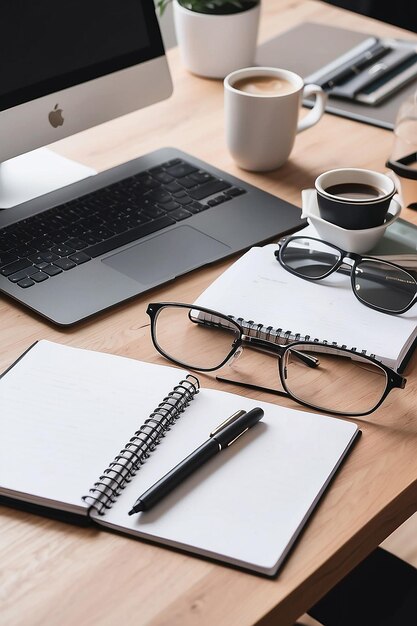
[1,1,416,624]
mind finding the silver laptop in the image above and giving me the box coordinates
[0,147,305,325]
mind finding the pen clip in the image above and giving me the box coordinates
[210,409,246,437]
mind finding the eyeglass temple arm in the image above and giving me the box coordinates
[241,335,319,368]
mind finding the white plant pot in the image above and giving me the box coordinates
[173,1,261,79]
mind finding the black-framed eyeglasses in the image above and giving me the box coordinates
[146,302,406,417]
[275,236,417,315]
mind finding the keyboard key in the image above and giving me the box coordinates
[164,181,183,193]
[165,162,197,178]
[1,258,32,277]
[208,196,224,206]
[43,265,63,276]
[31,272,49,283]
[64,238,87,250]
[17,277,35,288]
[28,252,59,265]
[178,176,199,189]
[142,205,167,218]
[170,208,192,221]
[188,201,206,213]
[228,187,246,197]
[189,180,231,200]
[49,244,76,257]
[0,252,18,268]
[53,258,77,270]
[175,196,193,206]
[160,201,181,212]
[190,171,214,184]
[9,267,38,283]
[69,252,91,265]
[165,158,181,167]
[147,189,172,204]
[84,216,176,258]
[153,172,174,184]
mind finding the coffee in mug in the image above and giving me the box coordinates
[323,183,385,201]
[224,67,327,172]
[315,168,397,230]
[233,76,295,96]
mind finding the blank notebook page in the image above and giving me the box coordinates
[95,388,358,576]
[0,340,186,514]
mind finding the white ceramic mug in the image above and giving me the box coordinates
[224,67,327,171]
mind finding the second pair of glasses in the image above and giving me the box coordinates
[275,236,417,315]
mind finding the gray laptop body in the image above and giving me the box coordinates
[0,147,304,326]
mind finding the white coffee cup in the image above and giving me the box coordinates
[224,67,327,172]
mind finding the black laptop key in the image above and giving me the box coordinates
[228,187,246,197]
[187,201,206,214]
[85,215,176,258]
[9,266,38,283]
[49,244,76,257]
[69,252,91,265]
[175,196,193,206]
[0,252,19,268]
[164,181,183,193]
[1,258,32,277]
[161,200,181,212]
[17,277,35,288]
[64,238,88,250]
[189,180,231,200]
[147,189,172,204]
[43,265,63,276]
[169,207,192,221]
[190,171,214,184]
[178,176,199,189]
[29,252,59,265]
[165,162,197,178]
[53,258,77,271]
[31,271,49,283]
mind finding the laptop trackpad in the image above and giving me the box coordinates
[102,225,230,285]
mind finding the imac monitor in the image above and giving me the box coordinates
[0,0,172,207]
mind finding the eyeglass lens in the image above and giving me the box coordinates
[354,259,417,313]
[281,237,417,313]
[280,238,341,278]
[153,305,240,370]
[283,343,388,415]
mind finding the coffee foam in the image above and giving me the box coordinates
[233,76,295,96]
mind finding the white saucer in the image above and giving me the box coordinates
[301,188,402,253]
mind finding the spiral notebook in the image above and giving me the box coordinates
[193,244,417,372]
[0,340,359,576]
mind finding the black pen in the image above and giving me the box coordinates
[318,42,389,90]
[128,406,264,515]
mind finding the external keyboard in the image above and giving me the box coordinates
[0,157,246,289]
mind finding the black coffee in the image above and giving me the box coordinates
[325,183,384,200]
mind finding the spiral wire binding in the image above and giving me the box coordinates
[229,316,374,357]
[82,374,200,516]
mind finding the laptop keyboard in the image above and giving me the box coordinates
[0,158,246,289]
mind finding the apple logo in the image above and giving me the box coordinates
[48,104,64,128]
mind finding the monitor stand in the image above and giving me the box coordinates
[0,148,97,209]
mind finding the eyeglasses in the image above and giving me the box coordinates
[275,235,417,315]
[146,302,406,416]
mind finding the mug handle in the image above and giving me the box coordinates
[297,84,327,133]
